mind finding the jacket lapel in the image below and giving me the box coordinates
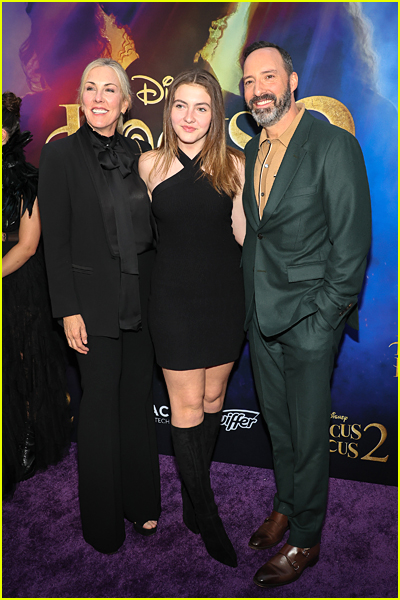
[244,135,261,231]
[76,125,118,256]
[259,110,313,229]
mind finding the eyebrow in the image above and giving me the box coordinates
[243,69,278,81]
[85,81,118,86]
[173,99,211,107]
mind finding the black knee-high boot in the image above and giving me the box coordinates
[182,410,222,534]
[171,422,237,567]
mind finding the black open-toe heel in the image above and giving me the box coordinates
[133,522,158,537]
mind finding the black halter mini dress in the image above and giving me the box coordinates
[148,150,245,370]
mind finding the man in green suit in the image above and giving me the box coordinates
[241,41,371,587]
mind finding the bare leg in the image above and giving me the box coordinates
[204,362,234,414]
[163,361,235,426]
[163,368,205,428]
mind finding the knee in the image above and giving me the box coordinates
[204,384,225,409]
[171,393,204,415]
[170,394,204,428]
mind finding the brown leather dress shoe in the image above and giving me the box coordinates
[253,542,320,587]
[248,511,289,550]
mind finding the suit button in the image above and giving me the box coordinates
[258,234,263,240]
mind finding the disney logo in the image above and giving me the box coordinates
[331,412,348,422]
[131,75,174,106]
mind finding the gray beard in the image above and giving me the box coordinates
[249,84,292,128]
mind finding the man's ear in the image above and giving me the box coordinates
[290,71,298,94]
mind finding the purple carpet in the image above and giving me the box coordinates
[2,444,397,598]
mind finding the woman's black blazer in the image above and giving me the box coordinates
[38,124,150,338]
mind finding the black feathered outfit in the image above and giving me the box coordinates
[2,130,71,499]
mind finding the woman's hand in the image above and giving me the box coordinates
[63,314,89,354]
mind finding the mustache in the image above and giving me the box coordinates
[249,93,277,109]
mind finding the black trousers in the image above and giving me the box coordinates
[76,251,160,553]
[249,309,345,548]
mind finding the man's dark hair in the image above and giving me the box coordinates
[241,41,293,77]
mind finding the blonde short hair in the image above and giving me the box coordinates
[78,58,132,134]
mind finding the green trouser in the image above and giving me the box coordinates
[248,309,345,548]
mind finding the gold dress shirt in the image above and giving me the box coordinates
[254,103,305,218]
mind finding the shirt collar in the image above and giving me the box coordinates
[258,103,306,149]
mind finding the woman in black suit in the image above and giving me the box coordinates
[38,58,160,554]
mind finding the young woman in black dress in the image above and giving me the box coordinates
[139,69,246,567]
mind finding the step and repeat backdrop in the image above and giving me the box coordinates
[3,2,397,485]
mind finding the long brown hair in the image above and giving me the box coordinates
[152,69,243,197]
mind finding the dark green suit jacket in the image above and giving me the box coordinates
[242,109,371,337]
